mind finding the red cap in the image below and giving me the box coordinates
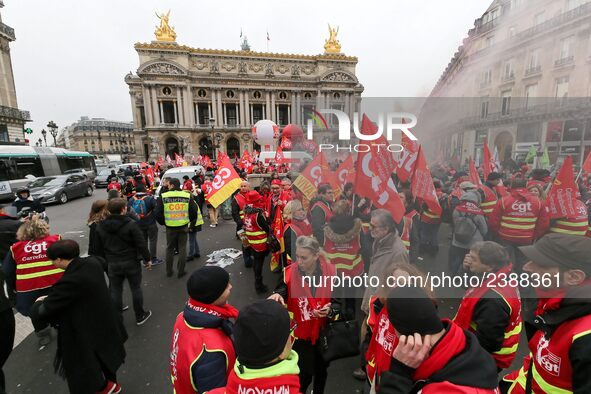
[271,179,282,186]
[245,191,262,204]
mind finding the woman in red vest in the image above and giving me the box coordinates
[268,236,341,394]
[454,241,522,371]
[364,262,434,394]
[282,200,311,266]
[3,217,62,346]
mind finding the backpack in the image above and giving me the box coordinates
[454,212,477,244]
[130,195,147,218]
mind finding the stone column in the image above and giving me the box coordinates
[142,87,152,126]
[211,89,218,126]
[316,90,323,110]
[130,93,139,127]
[244,90,250,127]
[176,88,184,125]
[266,91,271,119]
[271,92,276,122]
[344,92,351,119]
[151,86,160,125]
[290,93,296,124]
[217,90,224,127]
[296,92,301,125]
[185,85,194,127]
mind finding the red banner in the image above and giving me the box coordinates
[207,155,242,208]
[546,156,578,219]
[293,151,333,201]
[411,147,442,216]
[274,146,285,166]
[583,150,591,174]
[354,114,405,222]
[336,155,354,187]
[482,142,497,179]
[469,158,483,187]
[396,118,419,183]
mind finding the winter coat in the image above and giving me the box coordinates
[0,213,20,262]
[452,191,488,249]
[30,257,127,394]
[361,232,409,315]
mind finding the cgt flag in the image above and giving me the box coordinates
[207,155,242,208]
[469,158,483,187]
[274,145,285,166]
[269,204,285,272]
[354,114,405,222]
[396,118,419,183]
[335,155,354,187]
[546,155,578,219]
[293,151,333,201]
[482,142,497,179]
[411,146,442,216]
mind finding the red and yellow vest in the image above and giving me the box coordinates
[420,191,443,224]
[549,199,589,237]
[503,313,591,393]
[497,191,543,245]
[323,233,363,277]
[365,296,398,388]
[454,265,522,369]
[234,192,247,221]
[480,185,498,217]
[243,211,268,252]
[11,234,63,292]
[310,200,332,223]
[401,210,417,252]
[284,258,335,344]
[202,181,213,204]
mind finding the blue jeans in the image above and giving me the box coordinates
[188,231,200,257]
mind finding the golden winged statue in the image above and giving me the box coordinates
[155,10,177,42]
[324,24,341,54]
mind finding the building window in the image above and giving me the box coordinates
[511,0,524,9]
[252,104,264,123]
[278,91,288,100]
[303,92,313,99]
[162,101,176,123]
[502,59,515,81]
[482,8,499,24]
[516,123,541,143]
[226,90,235,99]
[526,49,541,73]
[226,137,240,158]
[481,99,489,119]
[139,107,146,128]
[501,90,512,115]
[484,36,494,49]
[563,119,584,142]
[558,36,575,62]
[0,125,7,142]
[253,90,262,99]
[567,0,581,11]
[225,104,239,126]
[555,76,569,101]
[197,103,210,125]
[277,105,289,125]
[197,89,207,98]
[481,69,492,87]
[524,84,537,109]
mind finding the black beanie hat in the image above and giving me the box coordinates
[186,266,230,304]
[386,286,443,336]
[234,299,291,367]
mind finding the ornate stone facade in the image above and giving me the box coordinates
[125,40,364,162]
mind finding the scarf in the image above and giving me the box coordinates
[413,320,466,381]
[455,201,484,215]
[187,298,239,336]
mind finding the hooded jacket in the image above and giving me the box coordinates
[94,214,150,272]
[451,191,488,249]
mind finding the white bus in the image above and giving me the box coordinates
[0,145,96,202]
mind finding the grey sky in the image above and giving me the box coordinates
[4,0,490,144]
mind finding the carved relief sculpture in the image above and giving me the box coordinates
[265,63,274,77]
[291,64,301,78]
[210,60,220,74]
[238,61,248,75]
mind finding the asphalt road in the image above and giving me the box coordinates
[3,190,528,393]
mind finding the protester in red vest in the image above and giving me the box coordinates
[3,217,62,347]
[397,190,421,264]
[488,178,549,271]
[202,176,218,227]
[181,176,193,192]
[170,266,237,394]
[323,200,364,278]
[107,178,121,192]
[269,236,341,394]
[243,191,270,293]
[377,286,500,394]
[548,198,589,237]
[282,200,311,266]
[210,300,300,394]
[364,262,434,393]
[501,234,591,393]
[419,181,444,257]
[309,184,334,245]
[231,181,252,268]
[454,241,522,371]
[265,179,290,223]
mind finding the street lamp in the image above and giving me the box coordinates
[37,138,42,147]
[209,117,216,158]
[41,129,47,147]
[47,121,58,147]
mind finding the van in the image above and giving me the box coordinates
[155,165,205,196]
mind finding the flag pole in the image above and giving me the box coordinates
[575,168,583,183]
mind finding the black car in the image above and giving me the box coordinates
[94,168,117,188]
[28,175,94,204]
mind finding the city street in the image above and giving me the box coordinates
[4,190,367,393]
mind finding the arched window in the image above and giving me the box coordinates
[199,137,213,158]
[226,137,240,158]
[165,137,179,158]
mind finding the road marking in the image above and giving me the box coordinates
[64,231,84,234]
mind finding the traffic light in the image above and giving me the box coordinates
[24,128,33,134]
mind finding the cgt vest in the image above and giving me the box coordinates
[310,200,332,223]
[365,297,398,388]
[11,234,63,292]
[504,313,591,394]
[480,185,498,217]
[401,210,417,252]
[284,258,335,344]
[323,233,363,277]
[234,193,247,221]
[549,199,589,237]
[454,265,522,369]
[170,310,236,394]
[498,191,542,245]
[162,190,191,227]
[202,181,212,204]
[243,210,268,252]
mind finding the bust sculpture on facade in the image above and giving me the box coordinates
[155,10,177,42]
[150,136,160,153]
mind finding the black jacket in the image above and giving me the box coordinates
[94,214,150,272]
[470,290,511,355]
[30,257,127,394]
[231,190,244,229]
[309,197,332,246]
[13,197,45,214]
[0,214,20,262]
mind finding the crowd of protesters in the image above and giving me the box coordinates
[1,151,591,394]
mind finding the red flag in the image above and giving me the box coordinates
[174,153,184,167]
[217,150,229,164]
[482,142,496,179]
[269,204,285,272]
[396,118,419,183]
[354,114,405,222]
[336,155,354,187]
[207,155,242,208]
[293,151,333,201]
[145,167,155,186]
[546,156,578,219]
[166,154,172,165]
[411,147,442,216]
[274,146,285,166]
[203,155,213,169]
[469,159,483,187]
[156,156,164,170]
[583,150,591,173]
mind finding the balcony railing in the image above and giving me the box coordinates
[555,55,575,68]
[524,65,542,76]
[501,73,515,83]
[479,81,492,89]
[0,22,15,41]
[0,105,30,121]
[516,2,591,42]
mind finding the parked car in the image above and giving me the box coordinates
[63,168,96,181]
[28,175,94,204]
[94,168,118,188]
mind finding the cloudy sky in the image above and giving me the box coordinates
[4,0,490,144]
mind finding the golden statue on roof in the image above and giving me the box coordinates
[155,10,177,42]
[324,24,341,54]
